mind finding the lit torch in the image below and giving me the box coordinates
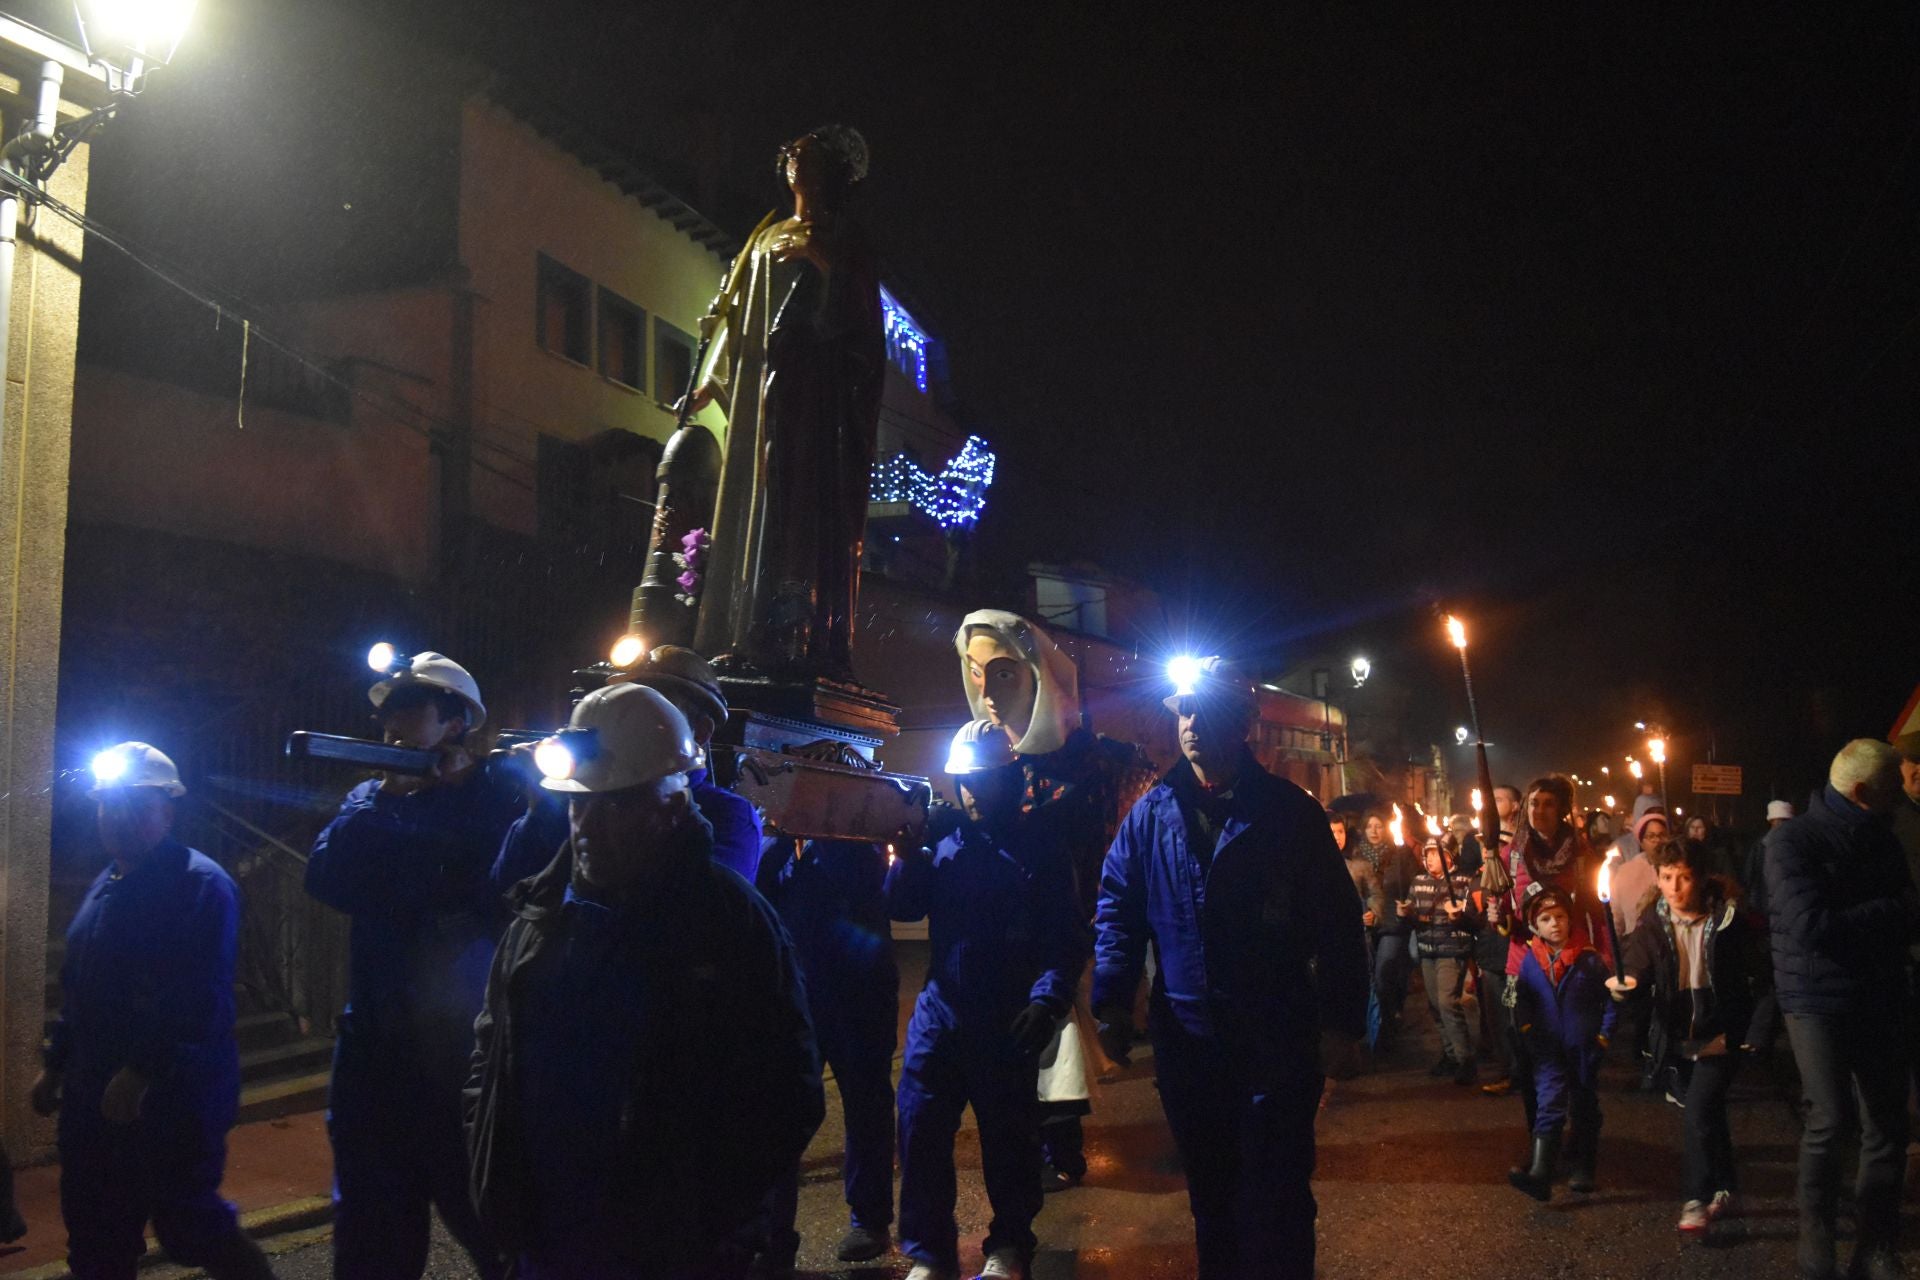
[1596,848,1630,986]
[1389,803,1405,849]
[1445,613,1501,875]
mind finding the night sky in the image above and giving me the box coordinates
[58,2,1920,804]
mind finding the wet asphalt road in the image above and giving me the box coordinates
[156,948,1920,1278]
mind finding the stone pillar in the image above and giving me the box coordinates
[0,137,87,1162]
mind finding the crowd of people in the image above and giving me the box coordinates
[18,609,1920,1280]
[1328,732,1920,1280]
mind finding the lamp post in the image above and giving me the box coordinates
[0,2,192,491]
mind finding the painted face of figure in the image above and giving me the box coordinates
[783,133,832,201]
[966,634,1036,744]
[1658,861,1701,917]
[1531,902,1571,948]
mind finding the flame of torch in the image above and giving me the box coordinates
[1648,737,1666,765]
[1446,616,1467,650]
[1597,848,1617,904]
[1389,803,1405,848]
[1425,814,1443,838]
[1596,848,1627,981]
[1629,759,1643,780]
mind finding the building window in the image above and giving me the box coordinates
[597,289,646,392]
[535,254,590,365]
[654,320,696,406]
[537,434,590,543]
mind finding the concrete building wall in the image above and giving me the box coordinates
[457,98,729,539]
[0,134,91,1162]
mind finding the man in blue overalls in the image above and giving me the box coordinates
[307,651,521,1279]
[1094,658,1369,1280]
[889,721,1087,1280]
[36,742,274,1280]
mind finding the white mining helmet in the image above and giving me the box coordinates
[368,649,487,730]
[89,742,187,798]
[943,718,1018,776]
[535,683,701,794]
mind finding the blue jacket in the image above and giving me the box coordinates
[49,839,241,1143]
[491,768,763,890]
[307,770,523,1085]
[1765,785,1916,1019]
[1511,940,1619,1051]
[762,838,897,992]
[464,821,823,1271]
[1093,751,1370,1076]
[886,818,1087,1024]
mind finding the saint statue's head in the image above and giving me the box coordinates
[954,610,1081,758]
[777,125,870,205]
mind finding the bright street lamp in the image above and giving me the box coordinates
[1349,656,1371,687]
[75,0,196,94]
[1454,726,1469,745]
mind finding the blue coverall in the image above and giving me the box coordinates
[760,838,900,1254]
[307,769,523,1280]
[886,820,1087,1269]
[490,766,763,889]
[1093,751,1370,1280]
[50,839,252,1278]
[1511,940,1618,1136]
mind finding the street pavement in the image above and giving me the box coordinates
[51,950,1920,1278]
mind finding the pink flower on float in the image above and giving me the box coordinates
[677,569,701,594]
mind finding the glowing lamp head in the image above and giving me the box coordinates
[1350,656,1371,686]
[1167,655,1205,698]
[1648,737,1667,765]
[366,642,399,673]
[1445,616,1467,650]
[609,634,647,669]
[1454,726,1470,745]
[90,747,130,787]
[75,0,196,90]
[533,737,578,782]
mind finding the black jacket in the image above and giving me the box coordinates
[1765,786,1917,1019]
[464,823,824,1268]
[1619,879,1761,1065]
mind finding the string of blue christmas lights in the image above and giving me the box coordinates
[868,434,997,527]
[880,286,930,393]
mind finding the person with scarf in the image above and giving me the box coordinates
[1497,775,1613,1144]
[1506,885,1617,1201]
[1353,811,1419,1052]
[954,609,1151,1190]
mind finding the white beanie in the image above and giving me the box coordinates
[1766,800,1794,822]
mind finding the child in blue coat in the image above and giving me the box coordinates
[1508,884,1617,1201]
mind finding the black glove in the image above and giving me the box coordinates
[1010,1001,1059,1057]
[1095,1004,1134,1067]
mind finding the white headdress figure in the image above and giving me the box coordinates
[953,609,1081,757]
